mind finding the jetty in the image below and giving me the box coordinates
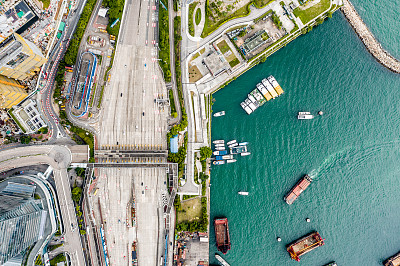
[341,0,400,74]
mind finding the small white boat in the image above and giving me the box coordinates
[297,112,314,120]
[213,140,224,144]
[213,160,225,165]
[241,152,251,156]
[238,191,249,195]
[238,142,248,146]
[214,143,225,147]
[228,143,238,148]
[222,155,233,160]
[215,147,226,151]
[227,140,237,145]
[226,159,237,163]
[213,111,226,117]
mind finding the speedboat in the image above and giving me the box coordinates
[213,111,225,117]
[297,112,314,120]
[238,191,249,195]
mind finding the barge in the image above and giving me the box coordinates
[287,231,325,261]
[241,75,284,114]
[214,218,231,254]
[284,174,312,205]
[384,251,400,266]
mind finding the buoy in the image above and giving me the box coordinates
[306,218,311,223]
[318,111,324,115]
[277,237,282,242]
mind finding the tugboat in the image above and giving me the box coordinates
[287,231,325,261]
[214,111,226,117]
[214,218,231,254]
[297,112,314,120]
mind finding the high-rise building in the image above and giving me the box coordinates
[0,33,47,81]
[0,182,47,265]
[0,75,27,109]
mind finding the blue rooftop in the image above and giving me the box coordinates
[170,135,178,153]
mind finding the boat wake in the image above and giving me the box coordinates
[309,140,400,180]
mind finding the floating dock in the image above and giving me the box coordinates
[241,75,284,114]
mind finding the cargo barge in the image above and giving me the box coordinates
[287,231,325,261]
[214,218,231,254]
[240,75,284,114]
[284,174,312,205]
[384,251,400,266]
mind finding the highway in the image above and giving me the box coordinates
[36,0,88,143]
[0,146,87,266]
[93,0,170,264]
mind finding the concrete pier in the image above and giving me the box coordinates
[341,0,400,74]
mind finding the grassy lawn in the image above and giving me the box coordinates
[188,2,198,36]
[229,58,240,68]
[200,47,206,54]
[195,8,202,25]
[217,40,231,54]
[177,197,202,223]
[293,0,331,24]
[189,65,203,83]
[253,0,274,8]
[202,2,252,37]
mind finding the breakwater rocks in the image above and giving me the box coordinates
[341,0,400,74]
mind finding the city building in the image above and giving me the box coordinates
[0,75,27,108]
[9,98,46,133]
[203,51,229,77]
[0,33,47,81]
[242,30,270,54]
[0,182,47,265]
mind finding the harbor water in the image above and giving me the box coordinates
[209,10,400,266]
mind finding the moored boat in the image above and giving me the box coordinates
[238,191,249,195]
[226,159,237,163]
[214,111,226,117]
[298,112,314,120]
[214,143,225,147]
[230,145,247,154]
[213,150,228,156]
[215,147,225,151]
[287,231,325,261]
[238,142,248,146]
[213,160,225,165]
[214,218,231,254]
[215,253,230,266]
[284,174,312,205]
[213,140,225,144]
[228,143,238,148]
[241,152,251,156]
[227,140,237,145]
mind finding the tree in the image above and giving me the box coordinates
[20,135,31,144]
[200,146,212,160]
[71,187,82,203]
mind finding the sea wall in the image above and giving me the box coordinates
[341,0,400,73]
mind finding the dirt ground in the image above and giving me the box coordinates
[177,197,202,223]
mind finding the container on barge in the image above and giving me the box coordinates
[287,231,325,261]
[214,218,231,254]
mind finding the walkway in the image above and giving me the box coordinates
[341,0,400,73]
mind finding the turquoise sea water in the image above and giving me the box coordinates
[209,10,400,266]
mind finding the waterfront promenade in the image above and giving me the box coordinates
[341,0,400,73]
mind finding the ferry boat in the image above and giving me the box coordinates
[214,111,226,117]
[226,159,237,163]
[215,254,230,266]
[213,150,228,155]
[213,140,225,144]
[213,150,228,156]
[214,218,231,254]
[213,160,225,165]
[384,251,400,266]
[227,140,237,145]
[298,112,314,120]
[215,147,225,151]
[241,76,284,114]
[241,152,251,156]
[132,241,138,265]
[284,174,312,205]
[238,191,249,195]
[238,142,248,146]
[287,231,325,261]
